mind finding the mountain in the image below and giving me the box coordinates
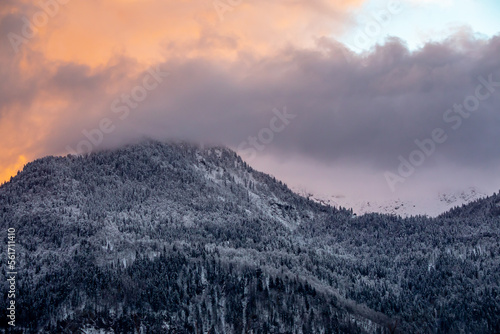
[295,187,487,218]
[439,191,500,219]
[0,140,499,333]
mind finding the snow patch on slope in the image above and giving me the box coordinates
[293,186,487,217]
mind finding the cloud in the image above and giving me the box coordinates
[0,0,362,179]
[30,33,500,173]
[1,0,500,201]
[86,34,500,172]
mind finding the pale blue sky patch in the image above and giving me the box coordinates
[339,0,500,52]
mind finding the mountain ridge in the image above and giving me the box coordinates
[293,186,489,218]
[1,140,499,333]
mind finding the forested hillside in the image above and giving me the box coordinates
[0,141,498,333]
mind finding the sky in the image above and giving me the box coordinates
[340,0,500,51]
[1,0,500,213]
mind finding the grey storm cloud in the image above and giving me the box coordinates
[13,31,500,175]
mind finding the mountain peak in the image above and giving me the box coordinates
[1,141,499,333]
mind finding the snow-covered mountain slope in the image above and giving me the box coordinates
[0,141,375,333]
[0,141,499,333]
[294,186,487,217]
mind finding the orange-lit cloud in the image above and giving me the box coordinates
[0,155,27,184]
[5,0,498,191]
[24,0,365,66]
[0,0,364,182]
